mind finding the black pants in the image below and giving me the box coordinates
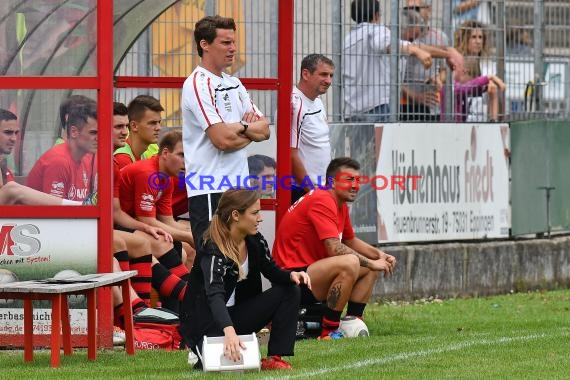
[188,192,223,249]
[193,284,300,358]
[400,103,440,122]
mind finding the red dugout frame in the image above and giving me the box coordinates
[0,0,294,348]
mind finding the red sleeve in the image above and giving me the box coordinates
[114,153,133,170]
[155,180,173,217]
[38,163,71,199]
[113,160,120,198]
[307,196,341,241]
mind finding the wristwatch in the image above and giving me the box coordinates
[240,120,249,134]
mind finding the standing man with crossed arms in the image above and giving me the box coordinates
[181,15,270,247]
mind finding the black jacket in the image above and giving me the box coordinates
[179,232,292,345]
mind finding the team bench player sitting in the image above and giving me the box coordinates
[272,157,396,339]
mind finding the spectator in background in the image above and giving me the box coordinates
[506,23,533,56]
[182,15,270,248]
[454,20,505,122]
[290,54,334,204]
[401,1,452,121]
[343,0,463,123]
[114,95,164,169]
[247,154,276,198]
[179,189,310,370]
[27,97,97,203]
[452,0,492,29]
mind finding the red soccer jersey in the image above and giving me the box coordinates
[3,167,14,183]
[272,189,355,269]
[171,175,189,217]
[119,156,173,218]
[27,143,95,202]
[114,152,134,170]
[113,158,121,198]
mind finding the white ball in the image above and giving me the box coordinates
[339,316,369,338]
[0,269,19,304]
[53,269,84,305]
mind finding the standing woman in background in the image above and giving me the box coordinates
[179,189,310,371]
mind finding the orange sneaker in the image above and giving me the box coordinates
[261,355,292,370]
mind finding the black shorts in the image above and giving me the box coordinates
[289,266,319,306]
[114,224,135,233]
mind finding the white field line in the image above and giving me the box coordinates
[264,331,568,380]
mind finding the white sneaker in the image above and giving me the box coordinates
[113,326,126,346]
[188,351,199,366]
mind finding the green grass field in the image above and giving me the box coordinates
[1,289,569,379]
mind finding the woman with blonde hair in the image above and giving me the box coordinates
[454,20,505,122]
[179,189,310,371]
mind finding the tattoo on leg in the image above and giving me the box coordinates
[327,282,342,309]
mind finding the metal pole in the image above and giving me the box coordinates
[389,0,400,123]
[496,0,505,120]
[331,0,343,122]
[533,0,545,114]
[442,0,453,122]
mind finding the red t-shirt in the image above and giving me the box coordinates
[113,140,138,170]
[272,189,355,269]
[27,143,95,202]
[119,156,173,218]
[113,158,121,198]
[114,151,135,170]
[2,167,14,183]
[171,175,189,217]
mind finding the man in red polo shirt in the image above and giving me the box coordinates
[0,108,18,185]
[27,99,97,203]
[273,157,396,340]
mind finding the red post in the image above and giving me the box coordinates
[96,0,114,349]
[276,0,294,226]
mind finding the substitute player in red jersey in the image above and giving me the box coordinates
[273,157,397,340]
[119,130,194,251]
[27,98,97,203]
[113,95,163,169]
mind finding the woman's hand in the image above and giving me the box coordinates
[223,326,246,362]
[290,271,311,290]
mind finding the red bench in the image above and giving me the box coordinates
[0,271,137,367]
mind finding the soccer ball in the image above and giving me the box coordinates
[339,316,369,338]
[53,269,84,305]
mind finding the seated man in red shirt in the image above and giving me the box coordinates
[27,99,97,203]
[0,109,56,205]
[272,157,396,340]
[119,131,194,311]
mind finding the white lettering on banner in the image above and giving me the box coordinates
[377,124,510,243]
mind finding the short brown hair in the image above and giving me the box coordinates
[158,129,182,153]
[194,16,236,57]
[127,95,164,123]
